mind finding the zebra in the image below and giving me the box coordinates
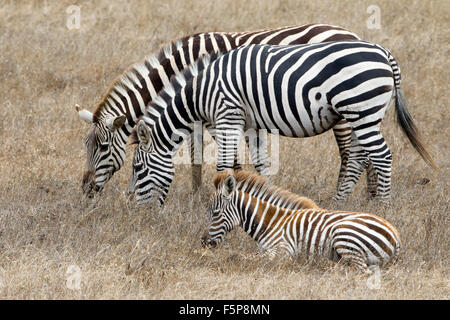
[201,171,401,274]
[128,41,437,206]
[74,24,365,197]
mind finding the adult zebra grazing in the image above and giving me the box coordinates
[128,41,436,205]
[74,24,363,197]
[201,171,401,274]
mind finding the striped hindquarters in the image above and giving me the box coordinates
[297,210,401,268]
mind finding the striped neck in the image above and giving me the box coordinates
[213,171,318,239]
[234,190,297,242]
[146,81,203,156]
[93,33,235,133]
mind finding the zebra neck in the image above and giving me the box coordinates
[149,85,202,155]
[236,191,291,241]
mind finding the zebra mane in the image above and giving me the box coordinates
[128,53,221,145]
[92,33,210,122]
[213,171,319,210]
[149,51,221,111]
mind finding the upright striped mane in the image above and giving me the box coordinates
[128,51,221,145]
[150,51,221,111]
[213,171,319,210]
[92,33,216,122]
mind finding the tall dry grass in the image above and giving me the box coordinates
[0,0,448,299]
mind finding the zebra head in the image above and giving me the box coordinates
[202,175,240,248]
[76,105,127,197]
[128,120,175,206]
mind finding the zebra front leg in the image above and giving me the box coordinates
[190,122,204,192]
[190,122,243,192]
[215,122,245,173]
[245,128,270,176]
[206,124,243,172]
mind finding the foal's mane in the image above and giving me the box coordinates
[213,171,318,210]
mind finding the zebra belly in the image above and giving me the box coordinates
[247,100,341,138]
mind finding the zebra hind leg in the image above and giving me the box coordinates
[357,131,392,202]
[333,120,376,198]
[366,162,378,198]
[333,133,370,202]
[332,120,352,191]
[337,98,392,202]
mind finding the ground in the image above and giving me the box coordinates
[0,0,448,299]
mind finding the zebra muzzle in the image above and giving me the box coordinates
[201,235,216,248]
[82,171,95,197]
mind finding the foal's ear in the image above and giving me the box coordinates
[221,175,236,198]
[136,120,151,146]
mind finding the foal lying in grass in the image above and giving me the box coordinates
[202,171,401,274]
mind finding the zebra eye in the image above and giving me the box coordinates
[212,209,221,217]
[100,143,109,152]
[133,162,143,171]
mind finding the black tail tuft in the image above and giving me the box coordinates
[395,88,438,171]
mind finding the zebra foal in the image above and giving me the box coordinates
[202,171,401,274]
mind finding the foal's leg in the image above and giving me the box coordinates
[334,245,372,274]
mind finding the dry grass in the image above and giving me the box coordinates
[0,0,449,299]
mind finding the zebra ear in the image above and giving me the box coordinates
[75,104,93,124]
[106,115,127,130]
[137,120,151,146]
[222,175,236,198]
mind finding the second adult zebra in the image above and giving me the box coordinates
[129,41,437,205]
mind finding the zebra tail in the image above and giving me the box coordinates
[389,53,438,171]
[394,88,438,171]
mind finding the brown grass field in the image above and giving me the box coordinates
[0,0,449,299]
